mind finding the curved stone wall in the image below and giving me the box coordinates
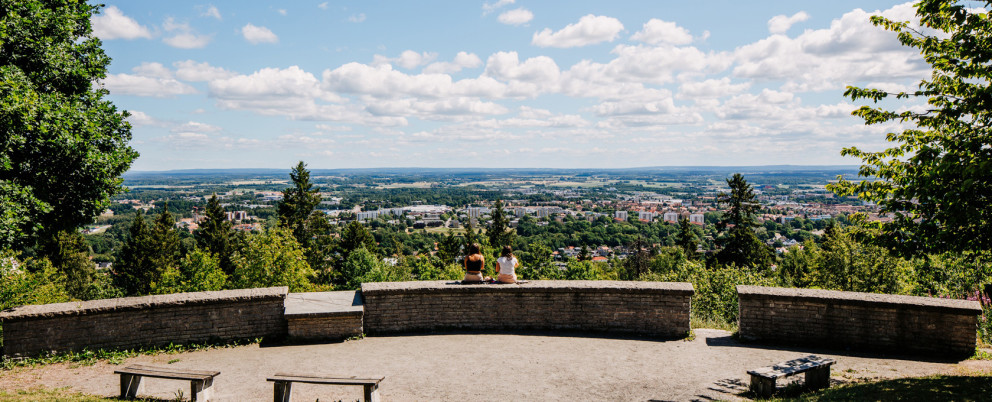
[0,287,288,358]
[737,285,983,357]
[361,280,694,338]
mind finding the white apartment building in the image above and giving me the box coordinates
[614,210,628,220]
[689,213,705,225]
[663,211,679,222]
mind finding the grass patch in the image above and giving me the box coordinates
[1,338,260,371]
[0,387,172,401]
[765,375,992,401]
[691,315,737,332]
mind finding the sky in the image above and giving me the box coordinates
[91,0,930,171]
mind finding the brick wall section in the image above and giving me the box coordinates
[361,280,693,338]
[737,285,982,357]
[287,313,363,341]
[0,287,288,358]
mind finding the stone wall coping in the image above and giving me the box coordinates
[362,280,693,295]
[737,285,982,314]
[0,287,289,321]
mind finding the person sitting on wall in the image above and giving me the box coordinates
[463,243,490,283]
[495,246,519,284]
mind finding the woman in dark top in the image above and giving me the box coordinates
[463,243,490,282]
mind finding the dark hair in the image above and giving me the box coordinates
[468,243,481,255]
[501,246,513,258]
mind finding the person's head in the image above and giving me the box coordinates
[501,246,513,258]
[468,243,481,255]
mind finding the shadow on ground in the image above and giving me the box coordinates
[735,375,992,401]
[704,334,966,364]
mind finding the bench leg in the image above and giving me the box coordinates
[750,375,775,398]
[805,366,831,391]
[364,383,380,402]
[191,378,213,402]
[120,374,144,399]
[273,381,292,402]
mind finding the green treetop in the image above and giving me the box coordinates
[1,1,138,250]
[830,0,992,256]
[715,174,772,269]
[486,199,514,252]
[195,194,234,273]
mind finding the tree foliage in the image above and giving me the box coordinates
[486,199,514,252]
[230,227,314,292]
[715,174,772,268]
[278,161,321,248]
[0,1,138,249]
[829,0,992,256]
[195,194,234,274]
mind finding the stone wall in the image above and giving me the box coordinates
[0,287,288,358]
[737,285,982,356]
[284,291,363,342]
[361,280,693,338]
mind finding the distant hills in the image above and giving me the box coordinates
[124,165,861,178]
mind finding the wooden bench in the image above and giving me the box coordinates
[747,355,835,398]
[267,373,384,402]
[114,364,219,401]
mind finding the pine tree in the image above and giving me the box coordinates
[676,216,698,258]
[195,194,233,274]
[486,199,514,253]
[278,161,321,249]
[715,174,772,269]
[339,221,377,258]
[40,230,94,299]
[114,212,154,295]
[463,220,479,249]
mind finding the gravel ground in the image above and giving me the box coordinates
[2,329,989,401]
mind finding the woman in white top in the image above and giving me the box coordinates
[495,246,519,283]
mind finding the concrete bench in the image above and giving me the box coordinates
[114,364,219,401]
[747,355,835,398]
[267,373,384,402]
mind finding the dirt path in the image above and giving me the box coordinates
[2,329,988,401]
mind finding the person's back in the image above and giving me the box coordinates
[496,246,518,283]
[463,243,488,282]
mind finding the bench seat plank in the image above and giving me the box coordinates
[115,364,219,381]
[268,374,383,385]
[747,355,835,379]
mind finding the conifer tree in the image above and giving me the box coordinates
[339,221,377,258]
[40,230,94,299]
[195,194,233,274]
[715,174,772,269]
[278,161,321,248]
[114,212,154,295]
[676,216,698,258]
[486,199,514,253]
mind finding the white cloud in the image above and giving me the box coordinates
[677,78,751,99]
[768,11,809,34]
[630,19,693,46]
[318,2,329,10]
[498,8,533,26]
[209,66,322,100]
[278,9,288,16]
[372,50,438,69]
[173,60,236,81]
[131,62,173,79]
[201,5,222,20]
[92,6,152,40]
[423,52,483,74]
[532,15,624,48]
[101,74,198,97]
[242,24,278,44]
[125,110,163,127]
[482,0,514,15]
[349,13,367,23]
[162,17,212,48]
[734,3,926,91]
[172,121,222,133]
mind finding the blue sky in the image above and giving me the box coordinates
[93,1,927,171]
